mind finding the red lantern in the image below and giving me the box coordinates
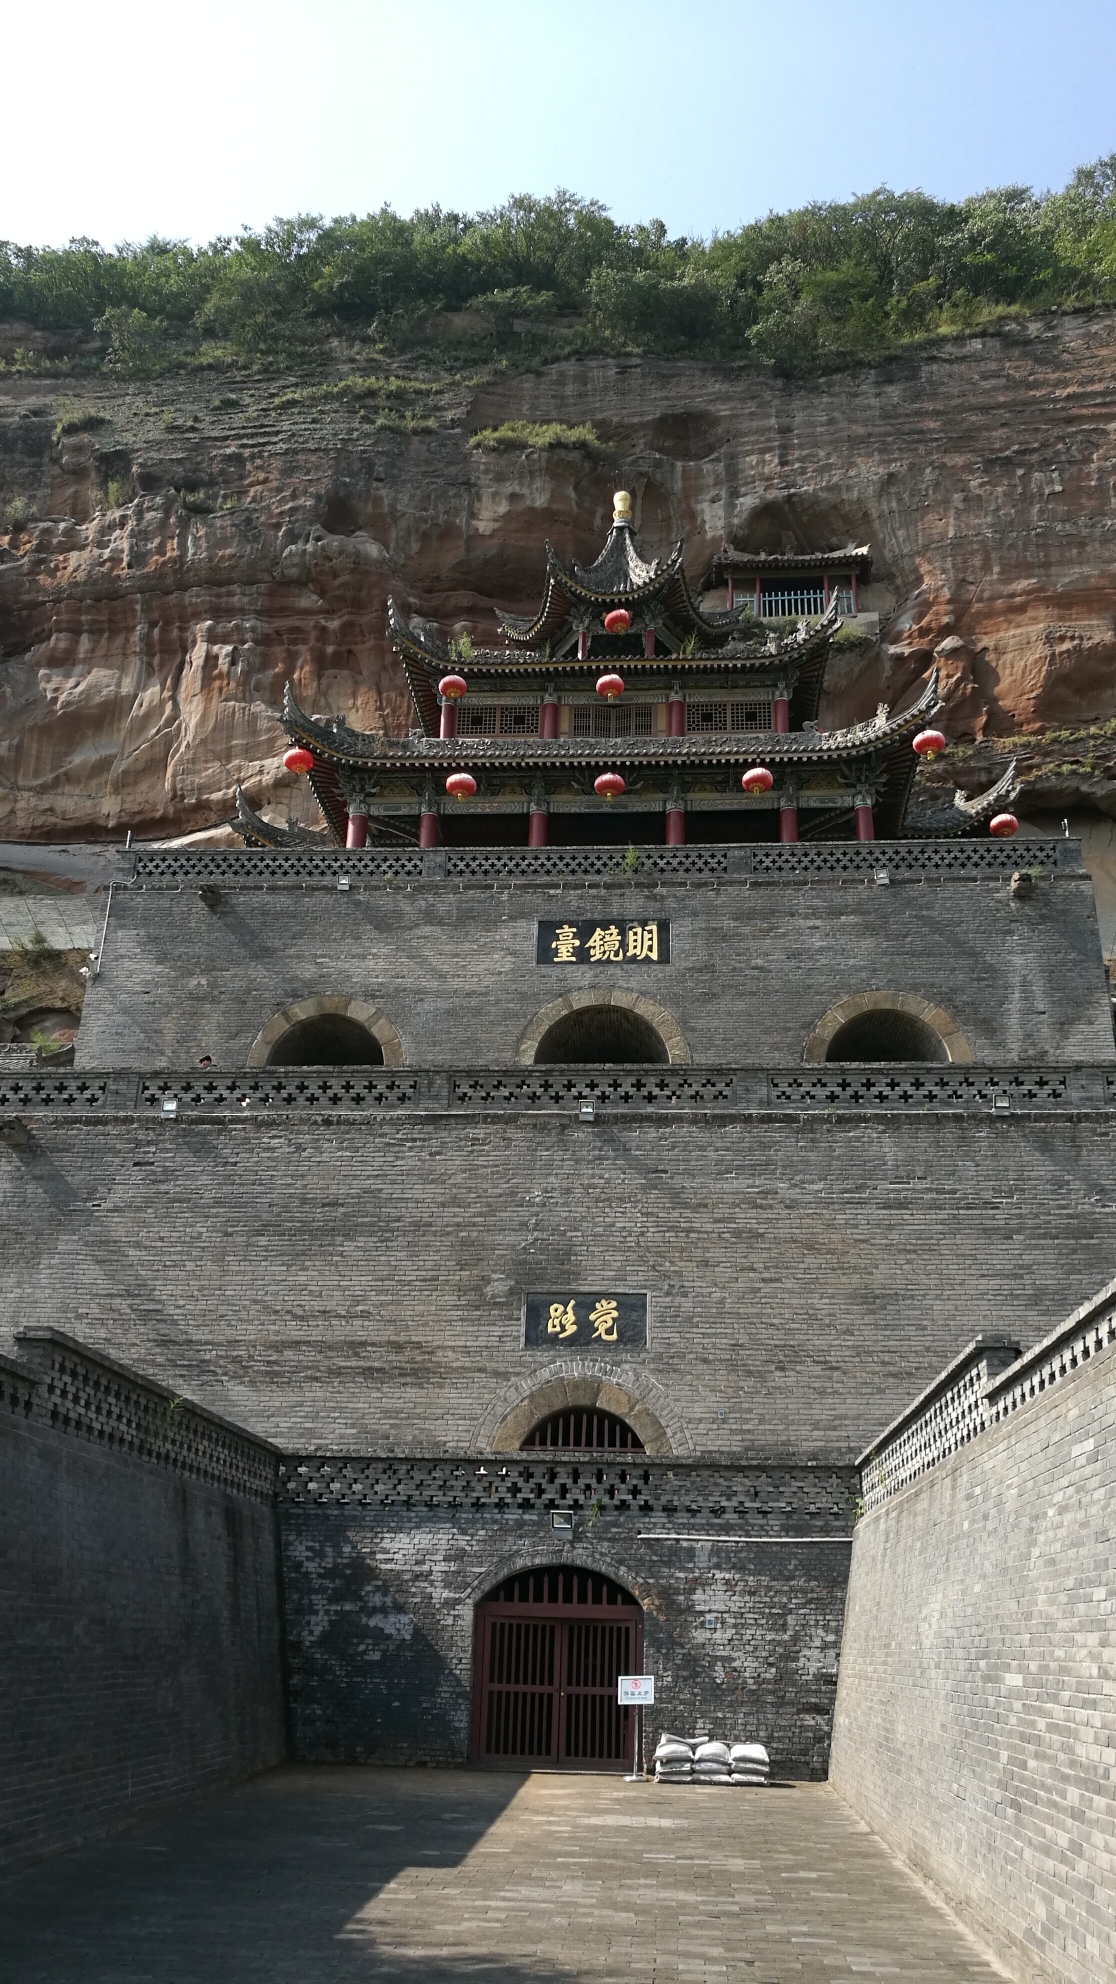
[438,673,467,701]
[596,671,625,701]
[445,771,477,800]
[741,765,774,796]
[283,746,315,775]
[913,728,947,761]
[989,812,1019,838]
[594,771,625,801]
[603,608,631,635]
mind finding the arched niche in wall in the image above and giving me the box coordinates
[246,996,403,1068]
[516,991,690,1067]
[489,1377,673,1455]
[803,992,973,1065]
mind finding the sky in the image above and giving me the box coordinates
[5,0,1116,248]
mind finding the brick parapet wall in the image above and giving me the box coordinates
[856,1275,1116,1509]
[830,1309,1116,1984]
[857,1335,1022,1509]
[985,1271,1116,1423]
[124,838,1083,888]
[1,1332,285,1875]
[4,1064,1115,1117]
[12,1329,279,1501]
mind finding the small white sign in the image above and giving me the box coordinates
[617,1674,655,1705]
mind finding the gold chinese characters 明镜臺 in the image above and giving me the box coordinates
[550,921,659,965]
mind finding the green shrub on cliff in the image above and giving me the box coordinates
[5,161,1116,376]
[468,421,599,454]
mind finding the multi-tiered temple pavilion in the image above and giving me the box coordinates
[236,491,1016,853]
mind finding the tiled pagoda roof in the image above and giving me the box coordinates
[280,673,943,842]
[495,520,751,648]
[388,596,841,736]
[710,544,874,579]
[284,670,941,771]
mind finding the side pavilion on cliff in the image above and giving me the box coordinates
[236,490,1018,851]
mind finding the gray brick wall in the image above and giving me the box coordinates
[75,871,1114,1070]
[0,1349,285,1873]
[280,1503,851,1779]
[830,1340,1116,1984]
[1,1112,1114,1459]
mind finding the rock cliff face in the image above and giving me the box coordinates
[3,310,1116,840]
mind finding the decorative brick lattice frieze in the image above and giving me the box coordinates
[858,1338,1022,1511]
[859,1277,1116,1508]
[985,1279,1116,1424]
[279,1455,857,1531]
[128,838,1078,890]
[13,1331,279,1500]
[2,1066,1113,1117]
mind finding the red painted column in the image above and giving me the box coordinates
[346,811,368,849]
[668,686,686,737]
[643,627,655,658]
[528,805,548,847]
[773,691,789,733]
[439,696,457,739]
[540,694,559,739]
[665,803,685,846]
[779,798,799,843]
[851,571,859,615]
[727,578,735,609]
[577,630,588,660]
[755,576,762,617]
[419,807,440,849]
[854,799,875,842]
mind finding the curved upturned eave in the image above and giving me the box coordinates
[281,669,940,778]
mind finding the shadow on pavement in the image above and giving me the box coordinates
[0,1766,579,1984]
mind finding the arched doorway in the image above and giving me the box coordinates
[246,996,404,1068]
[516,991,690,1067]
[801,992,971,1066]
[267,1012,384,1065]
[470,1566,643,1770]
[824,1009,946,1063]
[533,1004,668,1064]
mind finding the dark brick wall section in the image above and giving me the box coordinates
[75,863,1113,1071]
[280,1483,854,1779]
[1,1114,1115,1459]
[0,1335,285,1874]
[830,1319,1116,1984]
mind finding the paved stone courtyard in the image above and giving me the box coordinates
[0,1768,1005,1984]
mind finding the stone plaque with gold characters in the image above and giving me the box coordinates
[523,1291,648,1350]
[536,919,670,966]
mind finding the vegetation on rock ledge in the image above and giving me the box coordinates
[6,160,1116,377]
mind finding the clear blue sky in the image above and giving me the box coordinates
[6,0,1116,247]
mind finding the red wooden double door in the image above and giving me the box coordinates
[470,1567,643,1770]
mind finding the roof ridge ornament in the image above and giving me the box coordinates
[613,489,633,527]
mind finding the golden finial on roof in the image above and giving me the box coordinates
[612,489,632,525]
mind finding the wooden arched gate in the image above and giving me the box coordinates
[470,1566,643,1770]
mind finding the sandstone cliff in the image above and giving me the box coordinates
[3,310,1116,840]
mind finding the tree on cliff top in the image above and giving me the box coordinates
[3,163,1116,374]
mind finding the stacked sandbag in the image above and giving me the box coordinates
[730,1741,770,1785]
[653,1734,693,1782]
[692,1739,732,1783]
